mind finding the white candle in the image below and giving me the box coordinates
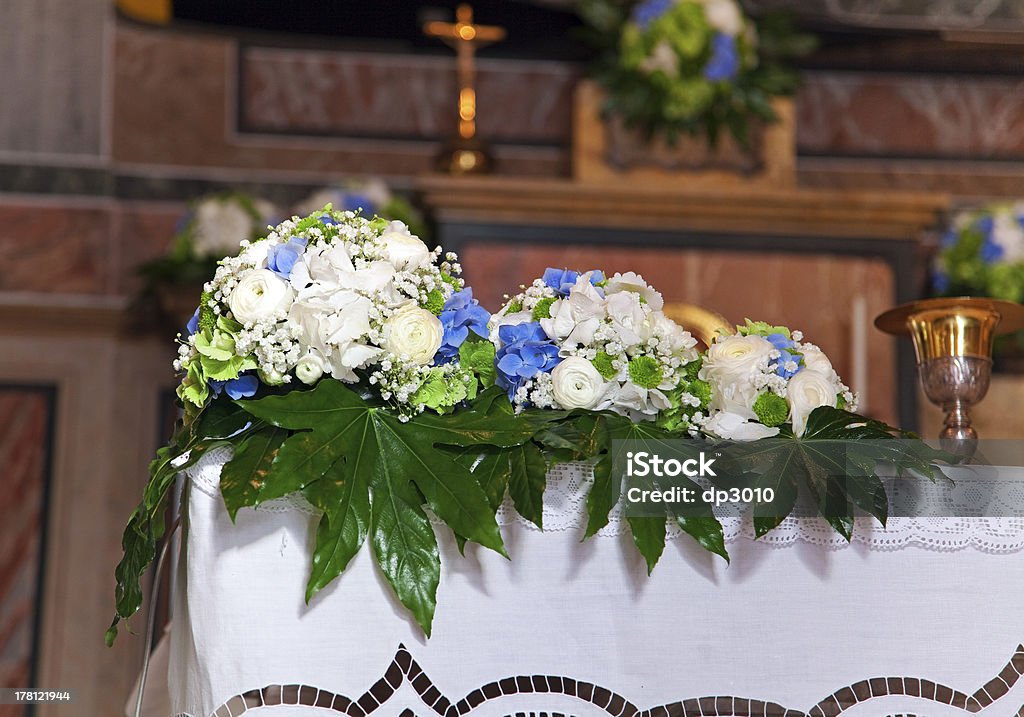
[851,295,868,414]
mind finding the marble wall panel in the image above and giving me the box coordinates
[0,202,112,294]
[0,388,54,717]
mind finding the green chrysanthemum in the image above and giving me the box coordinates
[506,298,523,314]
[424,289,445,316]
[628,355,663,389]
[753,392,789,428]
[688,378,711,407]
[532,297,556,321]
[592,351,618,380]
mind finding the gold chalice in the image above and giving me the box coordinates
[876,297,1024,454]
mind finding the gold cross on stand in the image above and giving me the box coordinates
[424,4,506,174]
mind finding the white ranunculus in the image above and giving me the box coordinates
[701,334,775,417]
[382,304,443,365]
[798,344,835,377]
[295,350,326,385]
[603,271,664,310]
[228,269,294,325]
[787,369,839,437]
[703,0,744,36]
[550,357,608,410]
[192,199,254,258]
[703,411,780,441]
[379,221,431,271]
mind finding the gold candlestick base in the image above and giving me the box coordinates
[876,296,1024,456]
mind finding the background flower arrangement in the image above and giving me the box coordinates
[111,244,952,643]
[575,0,816,146]
[293,178,427,241]
[932,202,1024,368]
[139,192,279,290]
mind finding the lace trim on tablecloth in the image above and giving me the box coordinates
[185,446,1024,553]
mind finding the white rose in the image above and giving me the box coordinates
[604,271,664,310]
[787,370,839,437]
[228,269,294,325]
[703,0,744,36]
[381,304,443,365]
[550,357,608,410]
[701,334,775,417]
[379,221,431,271]
[295,350,326,385]
[703,411,780,441]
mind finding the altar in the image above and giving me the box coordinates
[167,449,1024,717]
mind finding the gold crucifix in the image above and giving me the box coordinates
[424,4,506,174]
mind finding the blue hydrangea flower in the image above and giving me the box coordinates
[940,229,959,249]
[186,307,200,336]
[765,333,801,378]
[632,0,672,28]
[495,322,562,398]
[319,214,338,226]
[704,33,740,82]
[435,288,491,363]
[932,269,950,294]
[542,267,606,297]
[342,193,375,215]
[209,374,259,400]
[267,236,308,279]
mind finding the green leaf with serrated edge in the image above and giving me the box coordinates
[236,380,515,631]
[508,443,547,529]
[109,399,260,645]
[445,446,512,512]
[627,516,667,574]
[459,335,497,388]
[585,453,618,538]
[370,467,439,636]
[302,463,370,603]
[677,516,729,562]
[220,427,288,520]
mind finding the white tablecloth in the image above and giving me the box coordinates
[169,449,1024,717]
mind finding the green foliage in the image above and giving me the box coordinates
[234,381,541,633]
[713,406,958,541]
[107,399,262,645]
[459,336,497,390]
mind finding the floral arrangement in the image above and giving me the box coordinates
[700,320,856,440]
[174,205,483,417]
[294,178,427,241]
[932,203,1024,304]
[139,192,279,289]
[576,0,815,145]
[110,253,950,644]
[489,268,707,428]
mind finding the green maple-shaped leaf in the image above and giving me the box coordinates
[108,399,262,645]
[236,380,540,634]
[717,406,958,542]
